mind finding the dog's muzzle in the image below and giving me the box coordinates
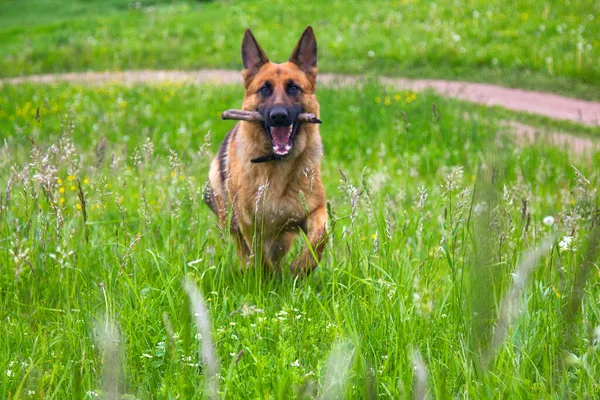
[252,104,302,163]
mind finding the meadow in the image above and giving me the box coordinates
[2,0,600,398]
[1,81,599,398]
[1,0,600,100]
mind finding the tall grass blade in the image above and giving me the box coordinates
[183,277,219,399]
[97,317,122,400]
[486,237,554,366]
[563,224,600,360]
[321,340,355,400]
[411,348,429,400]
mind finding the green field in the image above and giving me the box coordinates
[1,0,600,99]
[2,0,600,398]
[1,81,599,398]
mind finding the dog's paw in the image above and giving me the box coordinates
[290,253,317,277]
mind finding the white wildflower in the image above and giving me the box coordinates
[543,216,555,226]
[558,236,575,252]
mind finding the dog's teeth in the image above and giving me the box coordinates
[284,145,291,151]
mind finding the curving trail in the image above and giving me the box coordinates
[2,69,599,154]
[4,69,600,127]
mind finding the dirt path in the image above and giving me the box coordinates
[502,121,598,155]
[4,69,600,127]
[2,69,599,155]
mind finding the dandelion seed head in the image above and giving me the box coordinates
[543,216,555,226]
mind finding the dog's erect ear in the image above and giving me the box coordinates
[289,26,317,77]
[241,29,269,74]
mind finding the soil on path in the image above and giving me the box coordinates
[5,69,600,127]
[3,69,599,155]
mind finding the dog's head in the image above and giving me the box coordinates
[241,26,318,159]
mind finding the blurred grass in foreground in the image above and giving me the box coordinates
[0,82,599,397]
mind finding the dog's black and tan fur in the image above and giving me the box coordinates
[204,27,327,275]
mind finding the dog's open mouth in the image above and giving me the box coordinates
[265,122,299,157]
[250,122,300,163]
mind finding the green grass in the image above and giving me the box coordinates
[0,0,188,29]
[1,0,600,100]
[1,81,599,398]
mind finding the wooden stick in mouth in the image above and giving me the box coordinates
[221,109,321,124]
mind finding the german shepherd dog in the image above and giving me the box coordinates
[204,26,327,276]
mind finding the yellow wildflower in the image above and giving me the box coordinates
[405,92,417,103]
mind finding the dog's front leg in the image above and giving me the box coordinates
[291,205,327,276]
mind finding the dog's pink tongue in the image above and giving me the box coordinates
[270,126,292,155]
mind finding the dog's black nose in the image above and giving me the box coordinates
[268,106,291,126]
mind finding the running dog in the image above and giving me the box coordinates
[204,26,327,276]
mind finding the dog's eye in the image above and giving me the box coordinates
[258,84,272,97]
[286,83,301,96]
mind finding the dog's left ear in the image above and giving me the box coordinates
[289,26,317,78]
[242,28,270,77]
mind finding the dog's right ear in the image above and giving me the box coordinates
[289,26,317,78]
[241,29,269,77]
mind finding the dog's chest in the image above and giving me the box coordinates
[241,168,311,231]
[259,189,305,228]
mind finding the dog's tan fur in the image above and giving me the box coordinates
[205,27,327,275]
